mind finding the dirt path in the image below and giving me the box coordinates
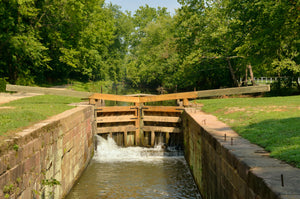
[0,92,42,105]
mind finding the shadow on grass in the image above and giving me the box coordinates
[238,117,300,168]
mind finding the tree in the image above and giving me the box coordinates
[125,5,176,92]
[0,0,50,85]
[225,0,300,90]
[173,0,241,91]
[38,0,116,82]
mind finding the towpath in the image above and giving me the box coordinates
[0,92,41,105]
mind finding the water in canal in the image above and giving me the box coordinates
[66,136,201,199]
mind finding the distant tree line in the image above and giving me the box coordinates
[0,0,299,94]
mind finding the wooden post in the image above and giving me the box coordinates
[144,132,150,146]
[183,98,189,106]
[166,132,170,146]
[89,98,96,105]
[139,105,144,146]
[124,131,127,147]
[151,131,155,147]
[135,103,142,146]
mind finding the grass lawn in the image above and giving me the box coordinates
[197,95,300,168]
[0,95,81,139]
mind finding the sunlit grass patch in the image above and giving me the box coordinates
[197,95,300,168]
[0,95,81,136]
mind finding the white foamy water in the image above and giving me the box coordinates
[94,136,182,163]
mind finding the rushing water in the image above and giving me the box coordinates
[66,136,201,199]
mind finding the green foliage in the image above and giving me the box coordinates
[0,0,126,84]
[42,178,61,187]
[225,0,300,84]
[199,95,300,168]
[3,183,14,193]
[0,78,7,92]
[13,144,19,151]
[0,0,298,93]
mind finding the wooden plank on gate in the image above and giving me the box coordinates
[143,126,181,133]
[139,92,198,103]
[97,115,137,123]
[97,126,136,134]
[143,106,183,112]
[95,106,136,112]
[89,93,139,103]
[143,116,181,123]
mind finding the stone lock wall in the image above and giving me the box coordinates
[182,109,300,199]
[0,105,95,199]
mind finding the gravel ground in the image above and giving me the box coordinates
[0,92,41,105]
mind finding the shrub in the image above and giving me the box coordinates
[0,78,7,92]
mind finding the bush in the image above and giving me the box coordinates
[0,78,7,92]
[269,78,299,96]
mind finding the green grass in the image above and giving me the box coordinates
[0,95,81,137]
[197,95,300,168]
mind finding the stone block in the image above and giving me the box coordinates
[62,130,73,146]
[8,164,24,184]
[23,154,38,174]
[19,188,32,199]
[0,157,7,175]
[250,166,300,198]
[0,171,9,188]
[52,129,60,142]
[22,139,35,159]
[5,152,17,171]
[0,190,4,199]
[59,111,84,133]
[42,131,52,147]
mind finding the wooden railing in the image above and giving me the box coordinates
[89,85,270,106]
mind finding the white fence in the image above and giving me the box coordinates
[252,77,300,84]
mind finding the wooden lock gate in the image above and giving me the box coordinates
[89,85,270,147]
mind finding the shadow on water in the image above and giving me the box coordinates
[238,117,300,168]
[65,136,202,198]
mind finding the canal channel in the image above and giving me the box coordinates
[65,136,201,198]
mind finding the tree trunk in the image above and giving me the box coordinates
[296,77,300,91]
[8,63,17,84]
[227,58,239,87]
[244,66,248,86]
[247,64,256,85]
